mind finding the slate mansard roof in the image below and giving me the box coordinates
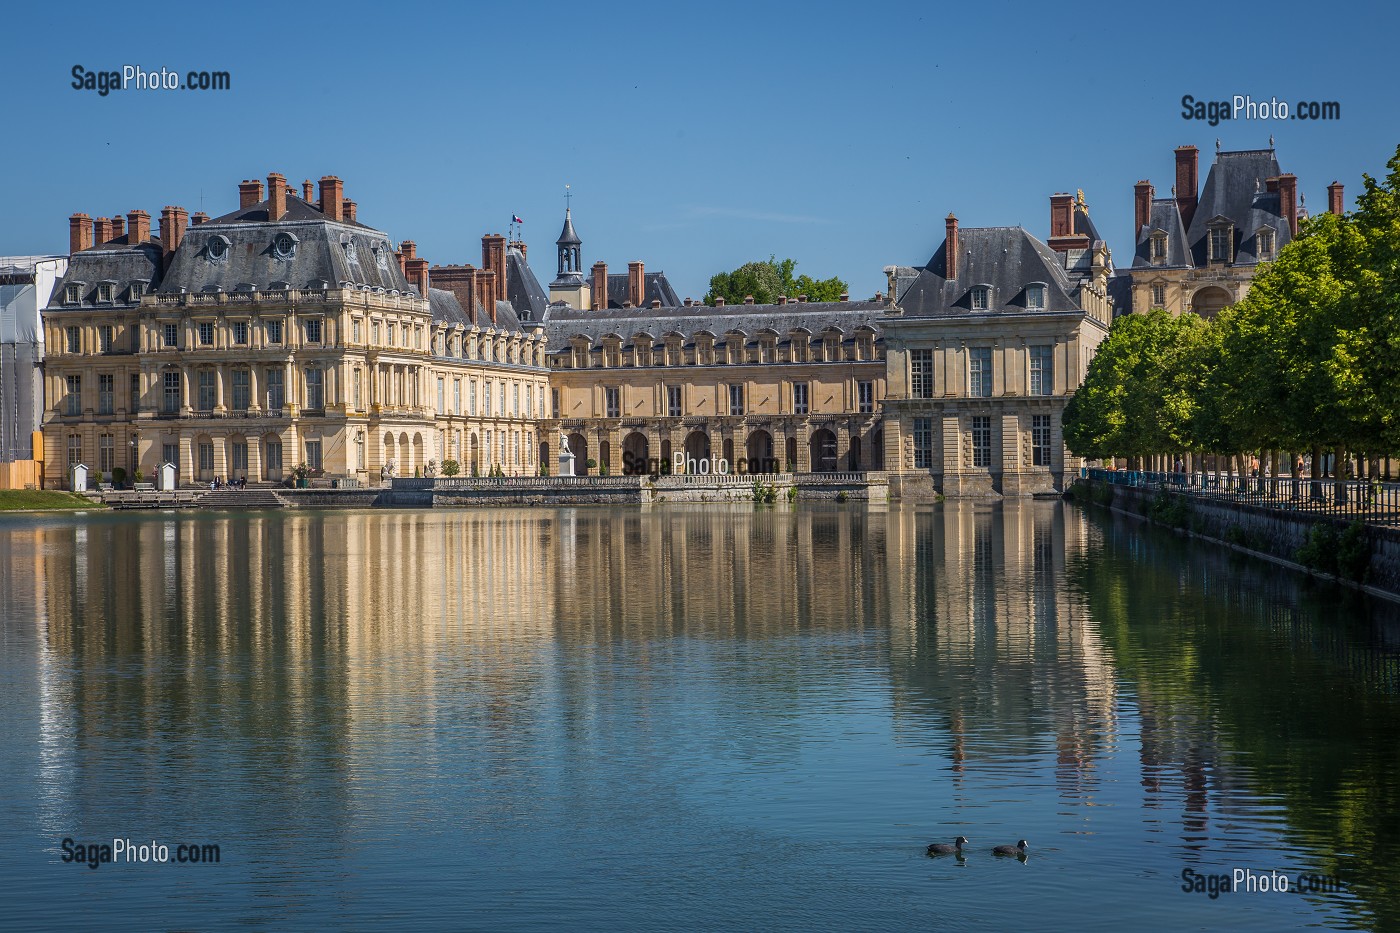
[541,297,887,351]
[890,226,1083,317]
[46,235,163,310]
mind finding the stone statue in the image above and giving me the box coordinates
[425,459,438,478]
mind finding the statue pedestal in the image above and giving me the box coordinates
[559,450,576,477]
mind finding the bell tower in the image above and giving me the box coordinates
[549,190,591,309]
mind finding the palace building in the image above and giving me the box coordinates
[42,173,549,487]
[1124,142,1344,318]
[880,193,1115,497]
[540,210,887,475]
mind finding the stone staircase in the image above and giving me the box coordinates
[194,486,288,510]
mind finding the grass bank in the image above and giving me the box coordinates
[0,490,105,512]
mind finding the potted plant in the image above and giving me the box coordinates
[293,463,310,488]
[442,459,460,477]
[112,467,127,488]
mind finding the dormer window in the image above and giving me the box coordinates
[64,284,81,305]
[129,282,145,300]
[970,285,991,311]
[97,283,114,303]
[273,232,297,260]
[1025,283,1046,311]
[1150,233,1167,264]
[1257,228,1276,261]
[205,236,230,263]
[1208,221,1234,263]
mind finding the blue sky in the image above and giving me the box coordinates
[3,0,1395,298]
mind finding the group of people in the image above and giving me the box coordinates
[207,476,247,491]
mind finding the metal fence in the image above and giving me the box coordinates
[1081,467,1400,524]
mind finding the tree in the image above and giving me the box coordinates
[704,256,847,305]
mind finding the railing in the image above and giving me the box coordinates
[394,475,645,490]
[1081,467,1400,524]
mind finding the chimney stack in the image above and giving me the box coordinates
[159,206,188,269]
[715,296,725,307]
[652,298,662,308]
[239,179,264,210]
[1133,180,1154,233]
[343,199,356,223]
[93,217,113,245]
[743,295,754,305]
[319,176,344,220]
[406,256,430,298]
[481,234,507,303]
[303,179,315,201]
[190,211,209,226]
[477,270,498,323]
[69,213,93,254]
[778,295,788,305]
[591,261,608,310]
[1328,181,1345,216]
[1174,145,1199,229]
[267,172,287,221]
[1276,173,1299,236]
[1047,192,1090,253]
[627,261,644,308]
[112,215,127,241]
[126,209,150,245]
[944,213,959,280]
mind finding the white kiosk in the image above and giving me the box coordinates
[69,463,89,492]
[157,461,178,491]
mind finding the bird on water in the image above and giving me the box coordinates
[926,836,970,856]
[992,840,1029,857]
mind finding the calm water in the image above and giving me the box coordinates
[2,502,1399,931]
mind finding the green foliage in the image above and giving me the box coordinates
[133,468,143,484]
[111,467,127,487]
[752,481,778,504]
[471,462,479,477]
[599,461,609,476]
[835,490,849,503]
[1297,524,1340,575]
[441,459,460,477]
[586,458,597,469]
[786,486,798,502]
[1338,522,1372,582]
[704,255,847,305]
[1147,489,1192,528]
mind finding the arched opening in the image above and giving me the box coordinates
[622,431,649,475]
[660,438,672,467]
[263,434,283,482]
[398,432,410,476]
[746,429,775,474]
[785,436,798,471]
[539,440,550,472]
[383,432,395,475]
[227,434,248,482]
[849,435,862,472]
[809,428,838,472]
[412,432,425,475]
[195,433,215,482]
[722,437,734,467]
[599,439,612,475]
[568,432,589,475]
[470,433,480,474]
[683,430,710,469]
[1191,285,1232,320]
[871,428,884,471]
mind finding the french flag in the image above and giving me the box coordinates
[512,214,523,224]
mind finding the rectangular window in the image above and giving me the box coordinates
[913,417,933,469]
[858,381,874,414]
[551,388,559,418]
[231,369,250,411]
[1026,284,1046,310]
[1211,227,1231,263]
[304,318,323,344]
[605,386,621,418]
[499,383,506,415]
[163,371,180,413]
[525,384,532,419]
[198,321,214,346]
[513,383,519,417]
[793,382,809,415]
[971,286,990,311]
[352,318,362,343]
[667,385,682,418]
[471,381,478,417]
[484,381,492,417]
[1151,235,1167,261]
[437,377,446,414]
[197,370,216,411]
[98,374,114,414]
[969,347,992,398]
[387,323,396,347]
[910,349,934,398]
[232,442,248,471]
[353,369,362,410]
[1032,415,1052,467]
[266,319,283,344]
[198,442,214,472]
[305,440,322,471]
[99,434,115,473]
[371,321,380,345]
[163,323,179,348]
[264,440,282,470]
[266,368,284,411]
[67,327,80,354]
[1258,230,1275,260]
[232,321,249,345]
[68,434,82,468]
[65,375,81,416]
[97,283,113,303]
[305,368,324,410]
[1029,345,1053,397]
[971,416,992,468]
[100,325,113,353]
[162,443,178,469]
[454,379,462,416]
[130,373,140,414]
[729,383,745,416]
[1150,284,1166,307]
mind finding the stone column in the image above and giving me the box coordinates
[249,366,261,413]
[1000,412,1022,496]
[836,422,852,472]
[795,421,812,472]
[941,413,961,495]
[215,365,226,413]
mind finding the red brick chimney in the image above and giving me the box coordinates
[160,206,188,268]
[319,176,344,221]
[509,239,527,259]
[190,211,209,226]
[627,261,644,308]
[481,234,507,303]
[343,199,356,223]
[239,179,264,210]
[93,217,113,245]
[1134,180,1154,233]
[1328,181,1345,216]
[400,240,416,261]
[302,180,315,201]
[406,257,430,297]
[69,213,92,254]
[1276,173,1299,236]
[591,261,608,310]
[126,209,150,245]
[477,270,498,323]
[1174,146,1199,229]
[428,264,480,324]
[1266,177,1280,194]
[944,213,959,280]
[1047,193,1090,253]
[112,215,128,241]
[267,173,287,221]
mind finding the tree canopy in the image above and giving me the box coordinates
[704,256,847,305]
